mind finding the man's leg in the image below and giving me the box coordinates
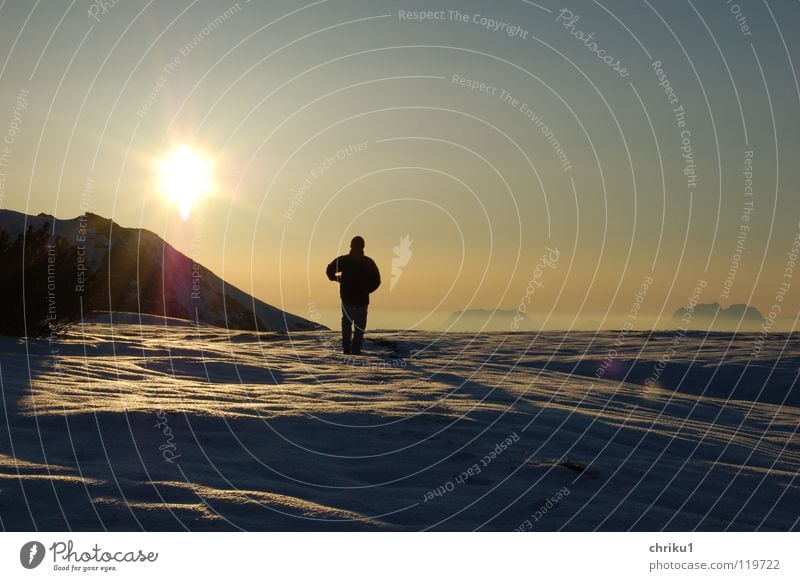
[341,304,353,354]
[351,305,368,355]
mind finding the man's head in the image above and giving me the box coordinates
[350,236,365,252]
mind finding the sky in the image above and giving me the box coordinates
[0,0,799,331]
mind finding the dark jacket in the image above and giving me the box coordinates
[326,250,381,305]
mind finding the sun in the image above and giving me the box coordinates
[157,145,212,220]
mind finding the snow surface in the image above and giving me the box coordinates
[0,317,798,531]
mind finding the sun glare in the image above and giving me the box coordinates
[158,145,212,220]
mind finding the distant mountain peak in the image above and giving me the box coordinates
[672,301,764,331]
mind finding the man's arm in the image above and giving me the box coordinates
[326,258,339,282]
[368,258,381,292]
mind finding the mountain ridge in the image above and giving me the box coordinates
[672,301,765,332]
[0,209,321,335]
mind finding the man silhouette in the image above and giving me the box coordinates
[326,236,381,355]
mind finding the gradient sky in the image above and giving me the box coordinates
[1,0,798,330]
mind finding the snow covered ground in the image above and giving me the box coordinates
[0,314,798,531]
